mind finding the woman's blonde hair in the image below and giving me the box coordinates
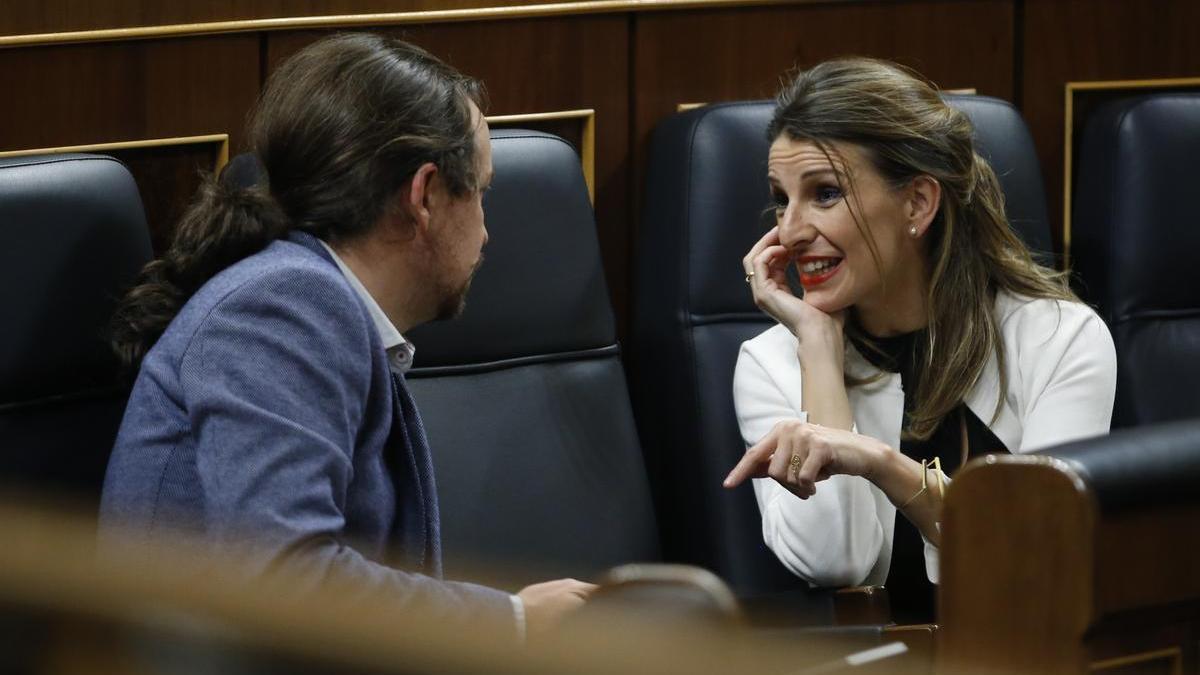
[769,57,1075,440]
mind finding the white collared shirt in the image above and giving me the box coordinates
[318,241,415,375]
[318,240,526,640]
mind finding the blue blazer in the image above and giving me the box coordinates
[101,231,512,628]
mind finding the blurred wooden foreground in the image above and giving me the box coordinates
[0,501,914,675]
[6,436,1200,674]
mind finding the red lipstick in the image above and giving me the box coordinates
[796,256,843,288]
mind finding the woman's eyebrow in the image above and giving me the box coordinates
[800,168,838,181]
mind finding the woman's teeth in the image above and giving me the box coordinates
[801,259,839,274]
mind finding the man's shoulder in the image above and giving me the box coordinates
[203,238,350,303]
[156,239,368,358]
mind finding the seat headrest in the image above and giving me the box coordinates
[224,131,615,370]
[1073,93,1200,322]
[407,129,617,368]
[1038,418,1200,514]
[944,94,1054,262]
[646,96,1053,320]
[0,154,152,404]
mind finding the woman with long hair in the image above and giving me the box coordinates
[723,58,1116,621]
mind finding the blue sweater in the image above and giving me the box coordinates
[100,232,512,629]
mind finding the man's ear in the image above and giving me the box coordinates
[907,175,942,237]
[405,162,440,235]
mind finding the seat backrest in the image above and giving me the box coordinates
[405,130,660,585]
[1072,93,1200,428]
[630,96,1053,595]
[0,154,153,505]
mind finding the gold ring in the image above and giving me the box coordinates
[788,453,802,479]
[744,272,755,283]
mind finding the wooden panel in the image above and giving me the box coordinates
[632,0,1014,246]
[1021,0,1200,259]
[0,34,260,249]
[267,18,633,333]
[0,0,591,36]
[1094,505,1200,620]
[114,144,225,254]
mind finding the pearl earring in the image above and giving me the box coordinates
[909,225,918,237]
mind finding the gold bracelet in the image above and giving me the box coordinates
[899,457,943,510]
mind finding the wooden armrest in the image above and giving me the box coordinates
[885,623,938,666]
[833,585,892,626]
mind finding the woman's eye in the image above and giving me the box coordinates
[815,185,843,205]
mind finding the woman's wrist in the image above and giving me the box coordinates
[797,340,846,375]
[861,438,895,483]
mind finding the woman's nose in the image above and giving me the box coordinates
[778,205,816,248]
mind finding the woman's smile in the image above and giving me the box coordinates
[797,256,844,288]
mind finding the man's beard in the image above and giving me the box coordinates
[433,255,483,321]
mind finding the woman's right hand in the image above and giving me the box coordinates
[744,227,844,356]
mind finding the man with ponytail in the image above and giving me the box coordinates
[722,58,1116,622]
[100,33,593,639]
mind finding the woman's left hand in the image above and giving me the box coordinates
[723,419,890,499]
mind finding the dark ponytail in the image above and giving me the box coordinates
[110,177,287,369]
[110,32,485,372]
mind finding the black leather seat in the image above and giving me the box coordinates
[630,96,1054,598]
[1037,417,1200,514]
[0,154,153,506]
[405,130,661,585]
[1072,93,1200,428]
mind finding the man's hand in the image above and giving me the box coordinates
[518,578,597,638]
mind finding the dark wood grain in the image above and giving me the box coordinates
[0,0,597,36]
[109,143,225,254]
[0,35,258,151]
[0,34,259,250]
[632,0,1015,245]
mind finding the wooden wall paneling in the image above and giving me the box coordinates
[0,35,261,249]
[0,0,594,37]
[266,17,634,334]
[1021,0,1200,262]
[632,0,1015,250]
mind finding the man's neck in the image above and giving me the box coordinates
[327,236,426,334]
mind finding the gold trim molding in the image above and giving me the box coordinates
[0,0,833,49]
[1090,646,1182,674]
[1063,77,1200,268]
[486,108,595,203]
[0,134,231,171]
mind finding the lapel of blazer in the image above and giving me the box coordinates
[389,371,443,578]
[288,230,443,576]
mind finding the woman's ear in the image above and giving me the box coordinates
[906,175,941,238]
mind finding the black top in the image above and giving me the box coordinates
[849,330,1010,623]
